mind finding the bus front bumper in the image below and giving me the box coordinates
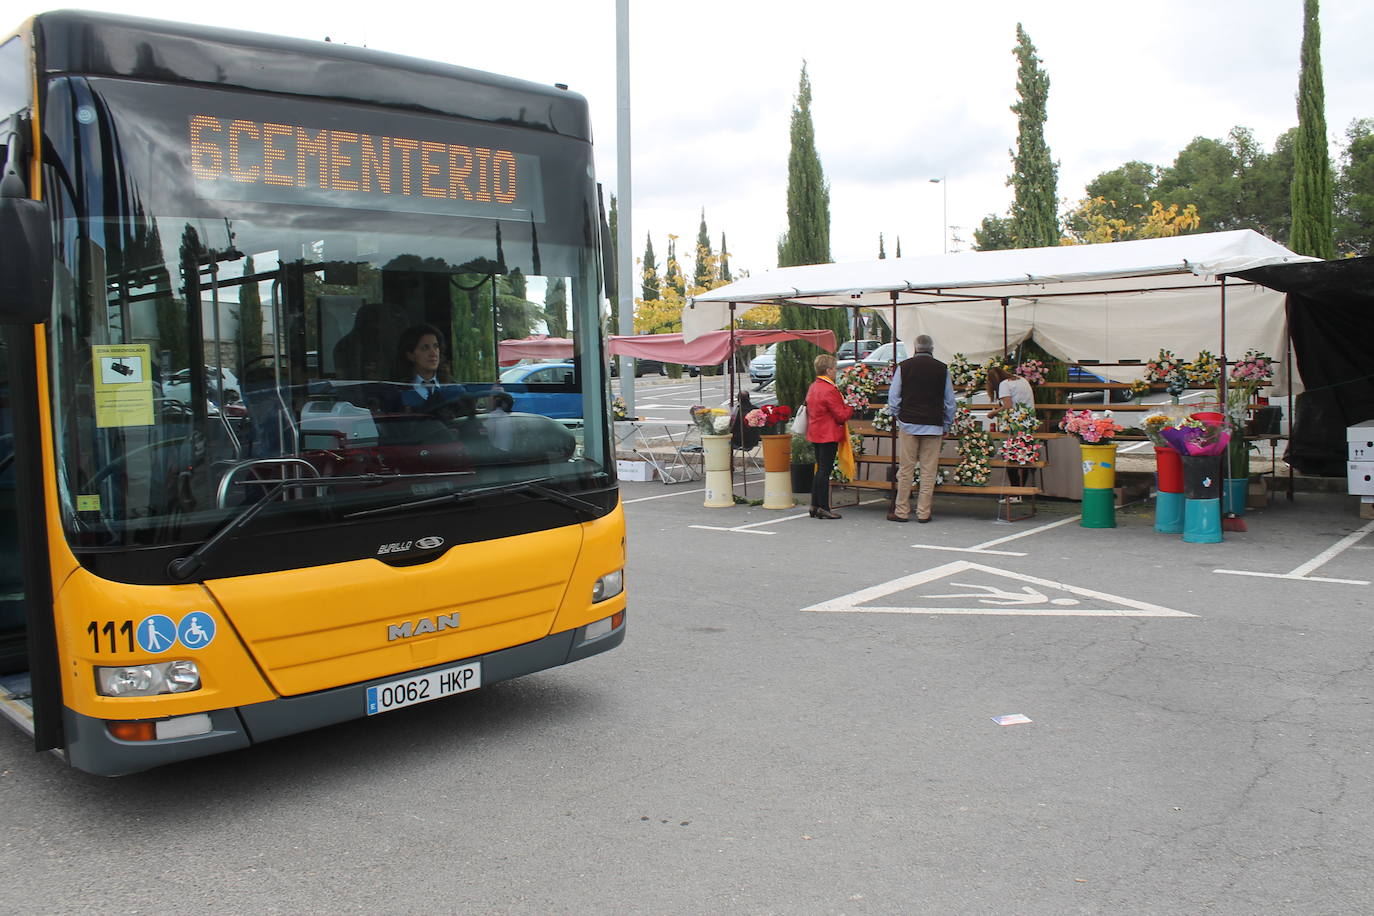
[62,614,625,777]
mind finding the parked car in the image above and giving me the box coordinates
[748,344,778,389]
[837,338,881,361]
[1068,364,1135,402]
[609,358,667,378]
[164,366,240,405]
[497,361,581,418]
[861,341,908,369]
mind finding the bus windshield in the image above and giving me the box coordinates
[43,76,611,556]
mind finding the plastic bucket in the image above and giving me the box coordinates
[1182,498,1222,543]
[1190,411,1224,425]
[1080,443,1118,490]
[1155,491,1185,533]
[1154,446,1184,494]
[1181,455,1221,500]
[1223,478,1248,516]
[1080,487,1116,528]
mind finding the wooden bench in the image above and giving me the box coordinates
[837,424,1045,522]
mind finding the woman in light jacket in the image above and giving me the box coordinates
[804,353,853,519]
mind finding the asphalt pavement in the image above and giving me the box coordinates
[3,482,1371,914]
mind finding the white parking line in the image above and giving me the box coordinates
[1214,519,1374,586]
[910,514,1081,557]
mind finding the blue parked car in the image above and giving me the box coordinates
[497,362,583,418]
[1068,365,1135,402]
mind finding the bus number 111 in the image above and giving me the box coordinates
[88,620,135,654]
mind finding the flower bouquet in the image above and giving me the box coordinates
[1229,348,1273,385]
[836,363,880,412]
[1015,358,1048,386]
[1144,349,1185,384]
[690,405,729,436]
[611,396,628,420]
[955,428,993,486]
[1186,350,1221,387]
[948,404,980,437]
[1159,417,1231,456]
[1141,410,1178,447]
[1059,409,1124,444]
[744,403,793,434]
[949,353,982,390]
[872,410,895,433]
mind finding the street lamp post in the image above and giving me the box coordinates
[929,177,947,254]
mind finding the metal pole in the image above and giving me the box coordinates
[729,302,739,497]
[615,0,635,417]
[1001,297,1009,355]
[1220,277,1232,484]
[1284,293,1295,501]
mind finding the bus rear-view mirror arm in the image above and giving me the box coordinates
[0,128,53,325]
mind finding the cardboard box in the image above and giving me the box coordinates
[616,459,657,482]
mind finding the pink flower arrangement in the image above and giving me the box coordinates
[1229,349,1273,384]
[745,404,793,430]
[1015,359,1048,385]
[1059,409,1124,444]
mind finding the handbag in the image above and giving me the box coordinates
[791,404,809,437]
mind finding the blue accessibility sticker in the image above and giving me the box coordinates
[136,614,178,653]
[177,612,217,650]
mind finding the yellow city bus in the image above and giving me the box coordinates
[0,11,625,775]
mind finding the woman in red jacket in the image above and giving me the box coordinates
[804,353,853,519]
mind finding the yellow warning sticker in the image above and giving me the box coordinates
[92,344,155,428]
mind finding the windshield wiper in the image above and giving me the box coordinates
[167,470,474,581]
[343,477,603,522]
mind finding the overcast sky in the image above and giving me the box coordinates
[31,1,1374,276]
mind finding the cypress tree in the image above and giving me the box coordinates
[544,277,568,338]
[641,233,660,301]
[776,62,847,410]
[1290,0,1335,258]
[664,237,685,298]
[693,209,714,290]
[236,255,262,365]
[719,233,732,283]
[878,233,886,259]
[895,236,902,258]
[1008,24,1060,248]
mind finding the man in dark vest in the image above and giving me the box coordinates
[885,334,956,522]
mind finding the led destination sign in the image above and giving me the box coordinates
[187,114,544,219]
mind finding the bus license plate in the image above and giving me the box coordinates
[365,662,481,716]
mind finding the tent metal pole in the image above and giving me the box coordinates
[890,291,898,360]
[1001,297,1009,355]
[730,302,739,498]
[1284,294,1295,501]
[1220,277,1230,483]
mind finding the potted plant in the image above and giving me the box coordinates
[790,428,815,494]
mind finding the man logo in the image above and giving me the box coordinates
[388,613,460,641]
[415,536,445,550]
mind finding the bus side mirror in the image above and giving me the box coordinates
[0,196,52,324]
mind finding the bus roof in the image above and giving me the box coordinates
[30,10,591,140]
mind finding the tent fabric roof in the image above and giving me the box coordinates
[683,230,1315,342]
[608,329,836,365]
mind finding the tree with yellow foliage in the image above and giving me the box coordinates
[1064,196,1201,244]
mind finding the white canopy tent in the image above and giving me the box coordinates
[685,230,1316,392]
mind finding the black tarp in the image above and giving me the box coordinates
[1237,257,1374,476]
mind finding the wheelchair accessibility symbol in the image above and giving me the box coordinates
[136,614,178,653]
[177,613,216,650]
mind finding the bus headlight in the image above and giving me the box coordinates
[164,660,202,693]
[96,660,202,697]
[592,569,624,603]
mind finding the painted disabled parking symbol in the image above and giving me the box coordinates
[136,614,178,653]
[178,612,216,649]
